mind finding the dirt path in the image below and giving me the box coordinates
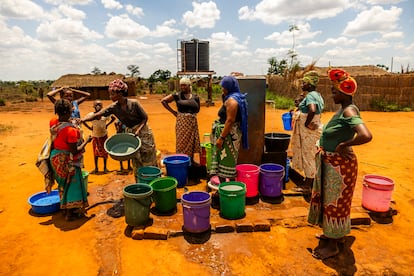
[0,95,413,275]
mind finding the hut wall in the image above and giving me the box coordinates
[267,74,414,111]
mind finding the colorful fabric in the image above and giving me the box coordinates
[50,149,88,210]
[307,150,358,239]
[93,135,108,158]
[291,112,322,178]
[220,76,249,149]
[125,124,157,178]
[328,68,357,95]
[302,70,319,87]
[109,79,128,92]
[176,112,201,157]
[210,120,241,178]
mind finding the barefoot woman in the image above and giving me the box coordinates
[308,69,372,260]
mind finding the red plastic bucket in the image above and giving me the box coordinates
[362,174,394,212]
[236,164,260,198]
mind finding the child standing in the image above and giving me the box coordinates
[114,119,132,173]
[83,100,115,174]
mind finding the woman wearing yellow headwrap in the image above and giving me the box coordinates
[291,70,324,193]
[308,68,372,260]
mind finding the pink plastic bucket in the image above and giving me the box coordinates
[362,174,394,212]
[236,164,260,198]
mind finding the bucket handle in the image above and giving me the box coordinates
[182,204,210,219]
[133,197,153,207]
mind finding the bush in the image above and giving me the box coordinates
[0,99,5,106]
[370,97,403,112]
[266,92,295,110]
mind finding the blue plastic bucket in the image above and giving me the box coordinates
[282,112,292,131]
[259,163,285,197]
[181,191,211,233]
[163,154,191,188]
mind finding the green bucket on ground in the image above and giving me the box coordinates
[123,184,153,227]
[218,181,246,220]
[136,166,162,184]
[82,169,89,193]
[149,176,178,213]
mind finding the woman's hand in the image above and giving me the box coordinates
[216,137,224,150]
[335,143,353,159]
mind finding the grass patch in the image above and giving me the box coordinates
[266,92,295,110]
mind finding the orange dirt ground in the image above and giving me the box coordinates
[0,94,413,276]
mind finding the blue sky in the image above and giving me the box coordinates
[1,0,413,81]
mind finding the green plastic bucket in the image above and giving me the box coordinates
[218,181,246,219]
[123,184,153,227]
[149,177,178,213]
[81,169,89,193]
[136,166,162,184]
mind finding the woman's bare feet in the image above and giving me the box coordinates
[311,238,340,260]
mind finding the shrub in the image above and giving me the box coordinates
[0,99,5,106]
[266,92,295,110]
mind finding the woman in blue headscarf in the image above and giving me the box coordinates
[210,76,248,184]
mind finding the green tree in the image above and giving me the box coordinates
[267,57,288,75]
[91,67,102,75]
[148,69,171,83]
[127,65,140,77]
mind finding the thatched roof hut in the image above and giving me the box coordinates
[51,73,136,100]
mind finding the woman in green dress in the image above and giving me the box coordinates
[308,68,372,260]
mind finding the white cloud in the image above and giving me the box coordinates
[101,0,122,10]
[265,23,322,46]
[105,14,150,39]
[152,20,180,38]
[37,18,103,41]
[182,1,220,29]
[0,0,44,19]
[306,37,358,48]
[239,0,348,25]
[125,4,144,17]
[343,6,402,36]
[209,32,246,51]
[57,4,86,20]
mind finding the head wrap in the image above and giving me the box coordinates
[220,76,249,149]
[109,79,128,92]
[328,68,357,96]
[179,77,191,85]
[302,70,319,87]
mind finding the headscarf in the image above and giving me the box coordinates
[328,68,357,95]
[302,70,319,87]
[179,77,191,85]
[109,79,128,92]
[220,76,249,149]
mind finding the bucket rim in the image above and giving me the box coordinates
[236,163,260,172]
[138,166,162,176]
[219,181,246,194]
[260,163,284,172]
[149,176,178,191]
[123,183,153,198]
[181,191,211,205]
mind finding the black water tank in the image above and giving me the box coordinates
[181,39,209,72]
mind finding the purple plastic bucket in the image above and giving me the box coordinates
[181,191,211,233]
[259,163,285,197]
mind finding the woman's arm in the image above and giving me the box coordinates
[46,87,64,104]
[71,88,91,105]
[161,94,177,116]
[304,103,316,129]
[216,98,238,149]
